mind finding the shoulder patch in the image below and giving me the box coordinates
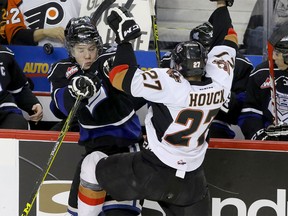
[166,69,182,83]
[66,66,79,79]
[260,77,271,89]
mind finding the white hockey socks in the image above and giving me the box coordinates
[78,151,108,216]
[78,184,106,216]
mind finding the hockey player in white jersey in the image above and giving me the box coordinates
[77,6,237,216]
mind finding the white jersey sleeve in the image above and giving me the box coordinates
[205,45,236,96]
[130,68,191,104]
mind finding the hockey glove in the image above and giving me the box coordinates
[265,124,288,137]
[251,125,288,141]
[107,7,141,44]
[68,75,100,98]
[251,128,268,140]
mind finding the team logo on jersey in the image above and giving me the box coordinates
[166,69,182,83]
[24,2,64,29]
[275,76,288,117]
[212,51,235,75]
[66,66,79,79]
[266,76,288,122]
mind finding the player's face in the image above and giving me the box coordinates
[273,49,288,70]
[72,42,99,70]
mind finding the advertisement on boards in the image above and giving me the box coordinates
[6,136,287,216]
[205,148,288,216]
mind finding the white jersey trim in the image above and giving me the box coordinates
[0,102,18,108]
[241,107,263,115]
[79,110,136,129]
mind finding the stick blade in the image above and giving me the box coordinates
[124,0,134,10]
[91,0,116,26]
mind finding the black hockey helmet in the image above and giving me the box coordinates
[171,41,207,77]
[275,36,288,64]
[190,22,213,49]
[65,16,103,54]
[275,36,288,51]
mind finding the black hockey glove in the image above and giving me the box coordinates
[251,125,288,141]
[210,0,234,7]
[107,7,141,44]
[68,75,101,98]
[265,124,288,137]
[251,128,268,140]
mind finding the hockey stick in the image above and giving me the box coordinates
[266,19,288,125]
[149,0,161,67]
[91,0,117,26]
[267,42,278,125]
[21,95,83,216]
[124,0,134,9]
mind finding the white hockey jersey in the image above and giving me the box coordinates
[13,0,81,47]
[110,44,235,172]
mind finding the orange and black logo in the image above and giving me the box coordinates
[24,2,65,29]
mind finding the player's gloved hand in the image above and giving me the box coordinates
[68,75,100,98]
[107,7,141,44]
[265,123,288,137]
[251,128,268,140]
[251,125,288,141]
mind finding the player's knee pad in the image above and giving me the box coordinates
[80,151,107,187]
[103,200,142,215]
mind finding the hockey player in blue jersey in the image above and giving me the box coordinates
[47,16,145,215]
[0,45,43,129]
[239,36,288,141]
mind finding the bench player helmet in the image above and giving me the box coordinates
[171,41,207,77]
[190,22,213,49]
[65,16,103,56]
[275,36,288,64]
